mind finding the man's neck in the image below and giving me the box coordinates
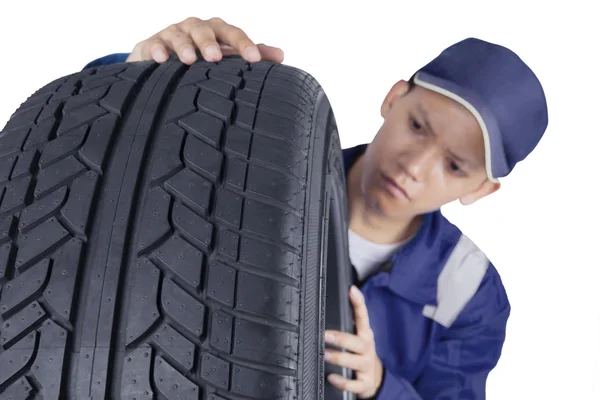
[346,155,422,244]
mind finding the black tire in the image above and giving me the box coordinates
[0,55,354,400]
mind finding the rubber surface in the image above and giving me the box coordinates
[0,55,347,400]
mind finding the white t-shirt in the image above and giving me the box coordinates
[348,229,407,281]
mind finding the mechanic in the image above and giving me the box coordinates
[84,17,548,399]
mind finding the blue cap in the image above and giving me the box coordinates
[411,37,548,181]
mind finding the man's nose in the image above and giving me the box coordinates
[401,147,437,181]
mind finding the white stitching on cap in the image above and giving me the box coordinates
[413,72,499,183]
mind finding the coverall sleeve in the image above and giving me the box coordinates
[373,367,423,399]
[377,265,511,400]
[83,53,131,70]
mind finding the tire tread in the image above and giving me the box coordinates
[0,56,335,400]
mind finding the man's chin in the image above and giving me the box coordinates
[363,191,412,218]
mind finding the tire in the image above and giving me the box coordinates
[0,55,353,400]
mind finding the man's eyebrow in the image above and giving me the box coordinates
[416,103,437,137]
[448,149,473,168]
[416,102,477,169]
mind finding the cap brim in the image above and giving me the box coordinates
[413,71,508,182]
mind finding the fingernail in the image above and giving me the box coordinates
[205,45,220,60]
[328,374,342,385]
[324,350,332,361]
[244,46,261,62]
[182,47,196,61]
[324,332,335,342]
[350,285,360,298]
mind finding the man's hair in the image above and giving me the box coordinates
[402,76,416,95]
[408,75,417,90]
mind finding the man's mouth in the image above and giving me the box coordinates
[381,173,410,200]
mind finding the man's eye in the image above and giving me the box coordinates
[410,118,422,131]
[448,160,465,176]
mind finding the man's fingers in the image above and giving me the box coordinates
[324,330,369,354]
[127,17,284,65]
[181,19,222,62]
[210,18,261,62]
[157,25,198,65]
[350,286,372,337]
[324,349,365,371]
[221,43,283,63]
[327,374,366,395]
[257,43,284,63]
[141,38,170,63]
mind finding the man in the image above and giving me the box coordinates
[85,17,548,399]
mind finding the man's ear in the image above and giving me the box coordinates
[381,79,411,118]
[459,180,501,205]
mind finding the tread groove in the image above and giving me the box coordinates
[65,60,159,399]
[105,61,190,399]
[0,258,52,321]
[0,330,39,394]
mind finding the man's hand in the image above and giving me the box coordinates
[324,286,384,399]
[126,17,284,65]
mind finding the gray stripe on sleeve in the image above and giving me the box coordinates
[422,235,489,328]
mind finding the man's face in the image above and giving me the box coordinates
[360,81,499,218]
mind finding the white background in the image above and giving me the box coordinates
[1,1,598,398]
